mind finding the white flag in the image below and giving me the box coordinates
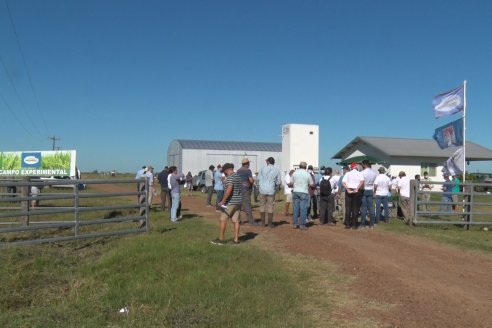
[442,147,464,176]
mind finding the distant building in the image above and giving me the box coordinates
[281,124,319,174]
[167,140,282,176]
[332,136,492,181]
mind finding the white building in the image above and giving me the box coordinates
[332,136,492,181]
[167,140,282,176]
[281,124,319,174]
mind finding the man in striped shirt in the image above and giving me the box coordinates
[211,163,243,245]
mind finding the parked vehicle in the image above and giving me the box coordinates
[192,170,207,193]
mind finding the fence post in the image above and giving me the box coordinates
[465,183,472,230]
[410,179,416,226]
[74,183,80,236]
[21,177,30,226]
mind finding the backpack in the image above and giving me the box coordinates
[319,177,332,196]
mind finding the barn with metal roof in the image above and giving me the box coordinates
[332,136,492,180]
[167,139,282,176]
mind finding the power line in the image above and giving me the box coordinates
[4,0,50,136]
[0,54,43,137]
[0,90,35,138]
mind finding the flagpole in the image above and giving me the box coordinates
[463,80,467,183]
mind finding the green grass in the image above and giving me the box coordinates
[0,215,379,328]
[3,183,490,327]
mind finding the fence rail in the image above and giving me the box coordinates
[412,180,492,227]
[0,178,148,247]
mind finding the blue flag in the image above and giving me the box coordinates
[433,85,464,119]
[433,118,464,149]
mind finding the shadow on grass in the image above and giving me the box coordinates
[182,214,203,220]
[239,232,258,242]
[155,227,177,234]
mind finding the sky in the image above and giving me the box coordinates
[1,0,492,173]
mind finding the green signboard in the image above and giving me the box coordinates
[0,150,76,177]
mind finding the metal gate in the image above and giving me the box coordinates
[0,178,148,247]
[412,180,492,227]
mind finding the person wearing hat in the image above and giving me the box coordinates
[205,165,215,207]
[291,161,311,229]
[211,163,243,245]
[257,157,282,227]
[341,162,364,229]
[397,171,412,224]
[236,158,257,225]
[374,167,391,224]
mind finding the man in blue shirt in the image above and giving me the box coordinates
[257,157,281,227]
[214,165,224,211]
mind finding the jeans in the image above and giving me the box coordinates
[292,192,309,227]
[171,193,180,221]
[440,196,452,212]
[360,189,375,226]
[375,195,389,223]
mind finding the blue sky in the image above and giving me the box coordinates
[1,0,491,173]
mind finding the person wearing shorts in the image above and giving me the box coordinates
[211,163,243,245]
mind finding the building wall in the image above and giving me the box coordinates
[281,124,319,174]
[388,157,445,181]
[167,142,282,177]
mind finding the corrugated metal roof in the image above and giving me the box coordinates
[175,139,282,152]
[332,136,492,161]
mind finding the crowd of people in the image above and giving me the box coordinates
[136,159,463,245]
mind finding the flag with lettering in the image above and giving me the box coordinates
[433,85,464,119]
[433,118,464,149]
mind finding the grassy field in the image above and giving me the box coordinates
[0,213,380,328]
[1,179,491,327]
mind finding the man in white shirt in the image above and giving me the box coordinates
[374,167,391,223]
[420,171,433,212]
[397,171,412,224]
[360,160,378,228]
[342,162,364,229]
[284,169,294,216]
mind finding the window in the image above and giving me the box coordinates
[421,163,437,176]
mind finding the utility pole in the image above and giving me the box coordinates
[49,136,60,151]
